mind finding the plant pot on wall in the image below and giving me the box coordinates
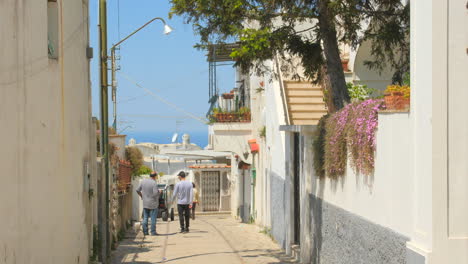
[215,113,225,122]
[384,92,409,110]
[242,112,251,122]
[222,93,234,99]
[341,59,349,72]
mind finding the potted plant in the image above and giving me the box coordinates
[212,108,225,122]
[341,59,350,72]
[222,93,235,99]
[238,107,251,122]
[384,85,410,110]
[226,112,236,122]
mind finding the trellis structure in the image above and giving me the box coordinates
[206,43,239,116]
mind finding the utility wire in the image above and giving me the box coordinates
[120,114,190,119]
[119,72,207,124]
[117,0,121,40]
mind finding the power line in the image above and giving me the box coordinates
[119,72,208,124]
[120,114,192,119]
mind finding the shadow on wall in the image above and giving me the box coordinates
[310,178,325,264]
[308,176,408,264]
[270,171,286,248]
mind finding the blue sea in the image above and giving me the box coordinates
[125,130,208,148]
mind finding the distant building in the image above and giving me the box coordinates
[128,134,203,175]
[129,133,202,157]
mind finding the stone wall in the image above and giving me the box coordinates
[308,195,408,264]
[270,172,286,248]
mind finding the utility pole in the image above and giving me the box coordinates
[98,0,111,262]
[111,48,117,131]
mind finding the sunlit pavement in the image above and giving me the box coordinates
[111,214,296,264]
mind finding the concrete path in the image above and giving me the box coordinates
[111,215,296,264]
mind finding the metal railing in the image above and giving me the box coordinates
[275,54,291,125]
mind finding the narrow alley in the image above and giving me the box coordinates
[111,215,295,264]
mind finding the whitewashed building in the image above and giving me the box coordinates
[205,2,468,263]
[0,1,97,263]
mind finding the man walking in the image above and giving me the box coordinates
[172,171,193,233]
[136,172,160,236]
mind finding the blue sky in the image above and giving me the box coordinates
[90,0,235,134]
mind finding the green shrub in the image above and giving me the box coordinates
[125,146,144,176]
[347,82,376,102]
[135,165,152,177]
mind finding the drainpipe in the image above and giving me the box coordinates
[251,153,256,222]
[248,139,259,222]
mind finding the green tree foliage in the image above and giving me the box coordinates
[170,0,409,111]
[136,165,152,177]
[125,146,144,176]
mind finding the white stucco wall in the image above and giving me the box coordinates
[352,40,394,92]
[309,113,414,237]
[263,61,288,229]
[210,122,253,163]
[420,0,468,263]
[0,1,94,263]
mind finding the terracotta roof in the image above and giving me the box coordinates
[189,164,231,169]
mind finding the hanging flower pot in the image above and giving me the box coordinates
[222,93,235,99]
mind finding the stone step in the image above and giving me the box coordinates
[291,244,301,263]
[286,89,323,97]
[288,96,324,104]
[292,119,320,125]
[289,103,327,111]
[291,111,327,119]
[285,81,321,89]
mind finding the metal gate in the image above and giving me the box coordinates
[201,171,220,211]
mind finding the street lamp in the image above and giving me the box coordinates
[111,17,173,130]
[99,1,172,260]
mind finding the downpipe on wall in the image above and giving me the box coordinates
[250,153,256,222]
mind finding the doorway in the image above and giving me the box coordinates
[201,171,220,211]
[293,133,301,245]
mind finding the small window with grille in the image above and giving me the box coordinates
[47,0,59,59]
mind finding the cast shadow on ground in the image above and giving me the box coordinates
[151,248,296,264]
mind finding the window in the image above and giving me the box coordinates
[47,0,59,59]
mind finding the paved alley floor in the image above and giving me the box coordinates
[111,214,296,264]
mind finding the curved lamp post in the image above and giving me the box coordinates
[111,17,173,130]
[98,5,172,261]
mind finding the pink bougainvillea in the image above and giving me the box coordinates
[322,99,385,178]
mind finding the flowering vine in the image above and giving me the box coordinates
[315,99,385,178]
